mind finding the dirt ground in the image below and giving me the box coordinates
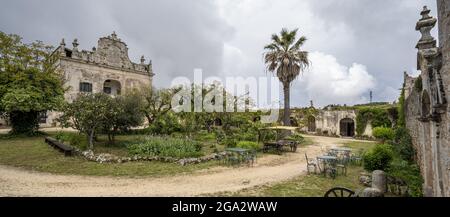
[0,135,370,196]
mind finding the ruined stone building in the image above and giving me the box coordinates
[404,2,449,197]
[45,32,154,126]
[292,107,373,138]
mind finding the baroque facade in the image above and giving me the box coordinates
[404,2,449,197]
[46,32,154,126]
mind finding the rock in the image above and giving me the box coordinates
[360,188,384,197]
[359,175,372,187]
[372,170,387,193]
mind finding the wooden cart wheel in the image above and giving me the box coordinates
[324,187,356,197]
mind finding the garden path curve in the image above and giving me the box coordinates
[0,135,368,196]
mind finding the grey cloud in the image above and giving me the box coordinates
[0,0,234,87]
[0,0,441,106]
[308,0,437,102]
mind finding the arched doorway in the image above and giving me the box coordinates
[103,80,121,96]
[340,118,355,137]
[307,116,316,132]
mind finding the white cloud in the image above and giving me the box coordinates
[295,52,376,107]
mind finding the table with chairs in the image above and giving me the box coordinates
[306,145,356,179]
[224,148,257,167]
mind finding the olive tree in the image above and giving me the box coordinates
[104,92,144,144]
[58,93,111,149]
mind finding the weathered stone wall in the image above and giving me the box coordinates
[404,3,449,197]
[294,109,360,137]
[437,0,450,197]
[315,110,357,137]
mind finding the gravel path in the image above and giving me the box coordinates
[0,135,369,196]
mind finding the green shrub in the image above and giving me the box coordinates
[147,113,181,135]
[55,131,72,142]
[195,131,216,141]
[69,134,87,150]
[214,129,226,143]
[222,137,237,148]
[356,108,392,135]
[372,127,395,142]
[363,144,394,171]
[388,159,423,197]
[236,132,258,142]
[236,141,260,150]
[392,127,415,162]
[127,136,202,158]
[54,132,87,150]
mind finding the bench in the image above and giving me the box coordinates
[45,137,74,156]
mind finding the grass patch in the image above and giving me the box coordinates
[0,135,221,177]
[343,141,376,153]
[211,166,365,197]
[210,140,375,197]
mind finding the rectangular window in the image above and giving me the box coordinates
[79,82,92,93]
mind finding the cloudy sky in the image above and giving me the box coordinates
[0,0,438,108]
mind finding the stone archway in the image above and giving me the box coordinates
[307,116,316,132]
[340,118,355,137]
[103,79,121,96]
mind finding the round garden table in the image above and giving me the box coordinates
[316,155,338,174]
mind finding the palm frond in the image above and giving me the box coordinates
[263,28,309,84]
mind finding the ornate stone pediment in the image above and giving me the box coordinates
[57,32,153,76]
[94,32,133,69]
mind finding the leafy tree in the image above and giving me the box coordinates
[139,86,175,125]
[58,93,112,149]
[264,28,309,126]
[0,31,64,134]
[103,92,145,144]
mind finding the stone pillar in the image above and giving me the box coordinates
[372,170,387,193]
[361,188,384,197]
[437,0,450,48]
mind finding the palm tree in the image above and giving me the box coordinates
[264,28,309,126]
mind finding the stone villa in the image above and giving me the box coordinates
[404,2,449,197]
[45,32,154,126]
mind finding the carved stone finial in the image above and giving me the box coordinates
[72,39,79,49]
[416,5,437,49]
[421,6,431,19]
[60,38,66,46]
[140,55,145,64]
[111,31,118,40]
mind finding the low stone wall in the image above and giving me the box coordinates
[73,148,229,165]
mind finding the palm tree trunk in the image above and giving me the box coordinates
[283,84,291,126]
